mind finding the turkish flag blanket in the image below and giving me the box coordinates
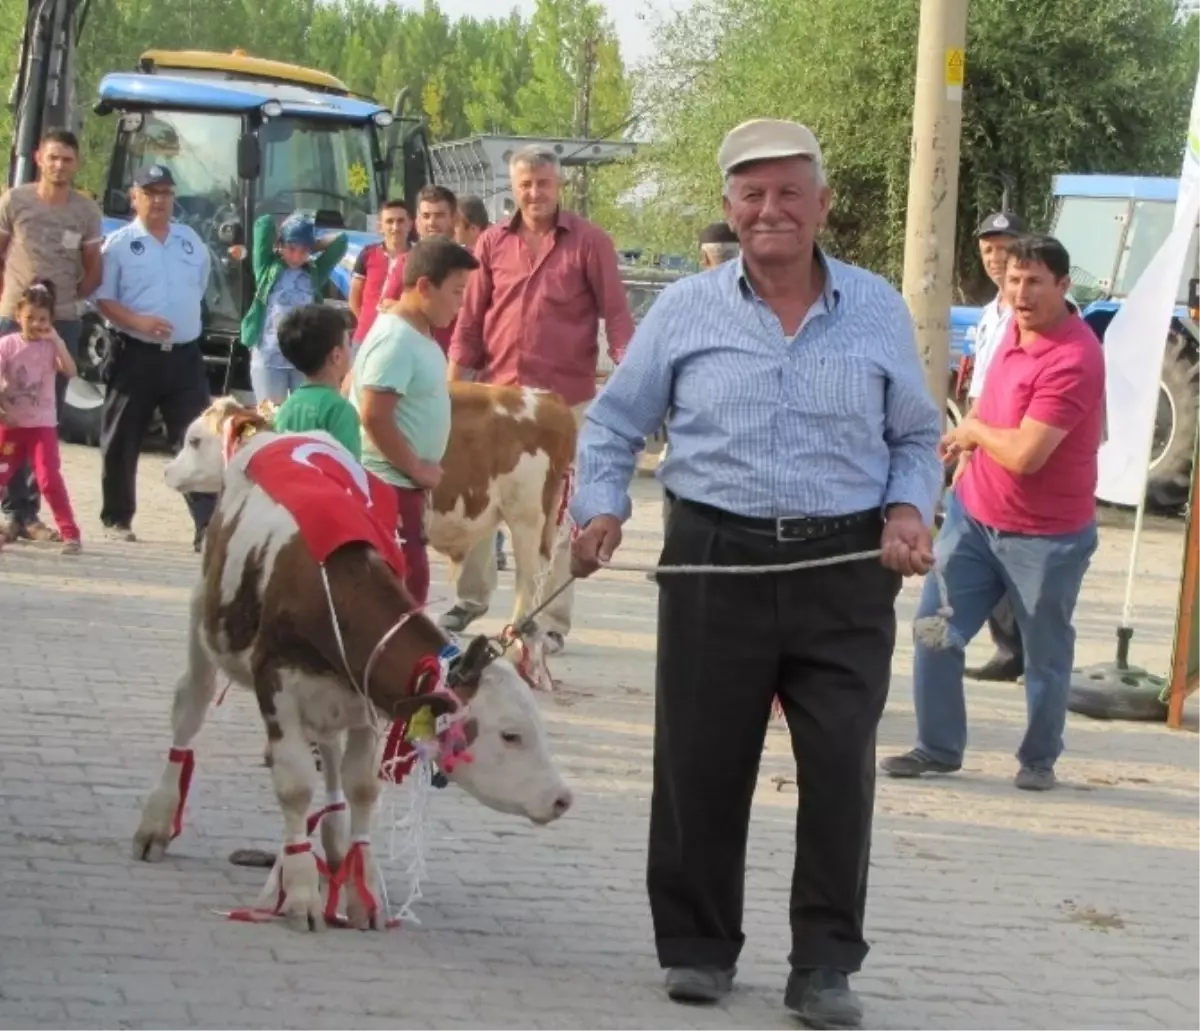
[244,435,407,577]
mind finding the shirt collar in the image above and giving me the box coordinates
[1007,309,1080,357]
[732,246,841,311]
[130,218,180,245]
[502,207,574,235]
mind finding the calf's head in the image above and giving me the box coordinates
[441,635,572,825]
[164,396,271,494]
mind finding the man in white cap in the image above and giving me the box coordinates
[569,119,941,1026]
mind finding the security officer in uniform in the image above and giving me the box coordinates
[94,164,216,548]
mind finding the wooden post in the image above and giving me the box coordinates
[901,0,970,418]
[1167,443,1199,729]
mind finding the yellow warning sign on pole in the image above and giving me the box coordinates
[945,48,965,87]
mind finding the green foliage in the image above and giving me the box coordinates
[0,0,633,209]
[621,0,1199,298]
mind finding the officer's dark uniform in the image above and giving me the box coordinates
[95,165,216,546]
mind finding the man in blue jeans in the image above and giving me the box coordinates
[882,235,1105,791]
[0,127,102,542]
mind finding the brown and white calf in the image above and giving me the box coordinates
[135,413,573,931]
[429,382,577,631]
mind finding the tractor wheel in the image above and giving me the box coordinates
[1146,329,1198,512]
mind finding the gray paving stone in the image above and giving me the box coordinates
[0,444,1196,1029]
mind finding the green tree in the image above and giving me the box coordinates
[623,0,1199,296]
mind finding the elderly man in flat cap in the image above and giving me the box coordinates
[570,119,942,1026]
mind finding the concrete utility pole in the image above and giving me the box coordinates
[901,0,969,422]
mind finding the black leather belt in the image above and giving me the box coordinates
[678,497,880,543]
[119,331,198,352]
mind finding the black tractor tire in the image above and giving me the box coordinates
[1146,329,1199,511]
[59,317,113,447]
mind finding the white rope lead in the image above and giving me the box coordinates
[596,549,956,651]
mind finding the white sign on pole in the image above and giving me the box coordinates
[1095,72,1200,507]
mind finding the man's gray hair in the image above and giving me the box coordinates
[721,153,827,196]
[509,145,561,175]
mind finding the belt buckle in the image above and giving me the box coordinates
[775,517,811,543]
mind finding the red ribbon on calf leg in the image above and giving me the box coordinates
[167,747,195,841]
[305,799,347,837]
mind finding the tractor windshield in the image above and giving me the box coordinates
[1051,196,1128,304]
[1053,194,1198,306]
[256,116,381,232]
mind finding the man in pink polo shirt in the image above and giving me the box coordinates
[883,235,1104,791]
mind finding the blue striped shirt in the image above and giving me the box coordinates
[570,252,943,527]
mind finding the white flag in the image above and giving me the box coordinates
[1095,72,1200,506]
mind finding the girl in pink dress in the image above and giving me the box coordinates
[0,280,81,554]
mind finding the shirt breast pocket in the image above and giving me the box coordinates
[786,353,875,420]
[540,264,587,308]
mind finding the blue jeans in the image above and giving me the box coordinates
[0,317,81,526]
[912,492,1097,771]
[249,348,304,404]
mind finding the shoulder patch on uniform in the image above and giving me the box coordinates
[130,239,144,255]
[181,238,195,255]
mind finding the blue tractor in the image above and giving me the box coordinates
[949,174,1200,510]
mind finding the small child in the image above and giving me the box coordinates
[0,280,81,555]
[272,304,362,460]
[242,211,349,405]
[350,237,480,606]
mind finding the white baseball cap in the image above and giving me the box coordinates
[717,119,824,177]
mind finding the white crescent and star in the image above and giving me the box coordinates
[289,441,374,508]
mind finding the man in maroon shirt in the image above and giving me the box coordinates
[442,144,634,651]
[348,198,411,348]
[883,235,1104,792]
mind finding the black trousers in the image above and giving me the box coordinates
[648,498,900,974]
[985,595,1025,667]
[99,338,216,535]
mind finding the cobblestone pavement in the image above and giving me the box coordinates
[1,444,1197,1030]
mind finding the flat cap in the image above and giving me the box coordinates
[132,163,175,189]
[717,119,823,177]
[975,211,1027,238]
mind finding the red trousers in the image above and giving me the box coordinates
[0,425,79,541]
[393,486,429,606]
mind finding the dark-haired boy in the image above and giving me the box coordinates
[350,237,480,606]
[273,304,361,459]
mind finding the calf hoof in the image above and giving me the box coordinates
[280,850,324,933]
[347,894,384,931]
[132,790,179,862]
[132,830,170,863]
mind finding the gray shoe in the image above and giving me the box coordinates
[665,966,735,1004]
[103,523,137,543]
[880,749,961,778]
[438,604,486,633]
[785,968,863,1029]
[1014,766,1056,791]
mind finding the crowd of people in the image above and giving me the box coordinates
[0,118,1107,1029]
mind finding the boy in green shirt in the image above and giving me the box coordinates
[272,304,362,459]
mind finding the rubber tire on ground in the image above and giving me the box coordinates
[1067,667,1169,722]
[60,381,104,445]
[58,316,110,446]
[1146,329,1198,511]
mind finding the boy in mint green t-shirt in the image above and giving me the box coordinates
[350,237,480,605]
[272,304,362,459]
